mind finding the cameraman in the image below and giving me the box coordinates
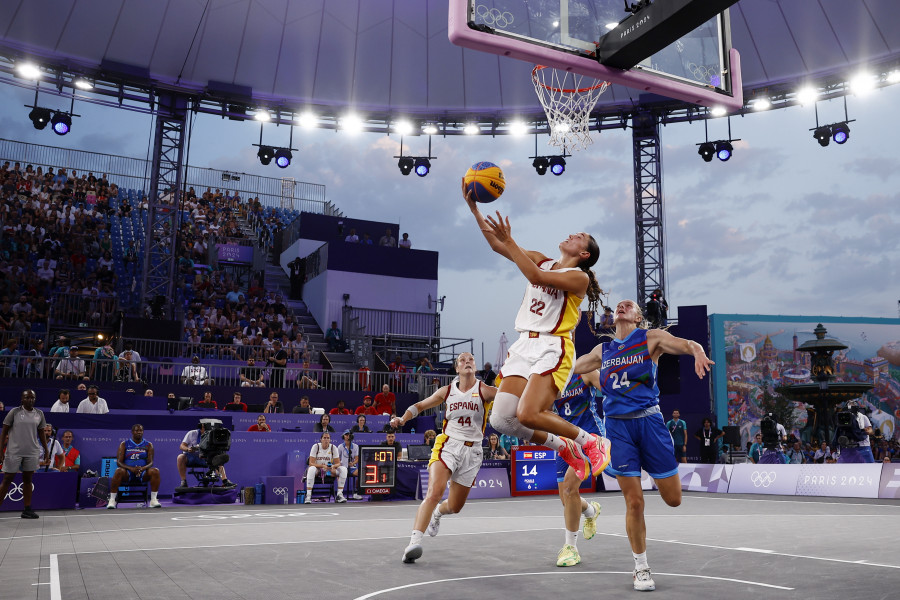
[754,414,788,464]
[176,422,235,488]
[835,401,874,463]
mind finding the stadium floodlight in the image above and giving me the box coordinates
[715,141,733,161]
[813,125,832,147]
[257,145,275,165]
[697,142,715,162]
[254,110,271,122]
[463,123,480,135]
[422,124,438,135]
[16,63,41,79]
[849,72,876,96]
[398,157,414,176]
[274,148,292,168]
[394,121,413,136]
[414,158,431,177]
[709,106,727,117]
[28,107,52,130]
[74,78,94,90]
[888,70,900,84]
[532,156,549,175]
[549,156,566,176]
[831,122,850,145]
[51,112,72,135]
[796,87,818,105]
[297,112,317,128]
[509,121,528,136]
[750,97,771,110]
[341,114,363,133]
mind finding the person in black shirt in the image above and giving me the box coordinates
[292,395,313,414]
[478,362,497,387]
[239,357,264,387]
[267,340,287,388]
[314,413,336,433]
[381,431,403,455]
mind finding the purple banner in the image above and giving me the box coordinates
[416,466,510,500]
[217,243,253,264]
[0,472,77,511]
[878,463,900,499]
[264,476,295,505]
[677,464,733,493]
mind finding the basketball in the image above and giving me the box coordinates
[464,161,505,203]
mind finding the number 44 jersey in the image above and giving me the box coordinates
[441,380,492,443]
[599,327,659,416]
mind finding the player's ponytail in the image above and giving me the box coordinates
[578,234,606,338]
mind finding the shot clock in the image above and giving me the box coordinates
[356,445,397,495]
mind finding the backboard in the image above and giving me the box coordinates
[449,0,743,110]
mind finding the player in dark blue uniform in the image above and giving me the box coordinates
[574,299,713,591]
[553,370,604,567]
[107,424,162,509]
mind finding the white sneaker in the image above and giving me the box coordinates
[336,493,347,503]
[402,543,423,563]
[149,499,162,508]
[351,493,363,500]
[106,501,116,510]
[304,493,312,504]
[633,568,656,591]
[425,515,441,537]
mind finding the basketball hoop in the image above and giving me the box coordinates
[532,65,609,151]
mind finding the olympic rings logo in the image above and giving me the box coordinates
[475,5,514,29]
[687,62,720,84]
[272,486,289,504]
[5,482,35,502]
[750,471,776,488]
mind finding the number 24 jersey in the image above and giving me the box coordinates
[599,328,658,416]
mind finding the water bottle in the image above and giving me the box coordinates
[295,490,302,504]
[254,482,263,504]
[411,427,416,434]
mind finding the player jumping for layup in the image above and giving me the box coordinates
[573,299,713,591]
[464,181,611,481]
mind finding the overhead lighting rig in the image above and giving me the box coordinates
[395,136,436,177]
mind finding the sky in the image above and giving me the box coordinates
[1,79,898,365]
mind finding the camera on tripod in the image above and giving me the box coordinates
[197,418,231,482]
[833,401,869,448]
[759,413,781,448]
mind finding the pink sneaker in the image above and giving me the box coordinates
[558,437,591,481]
[583,433,611,477]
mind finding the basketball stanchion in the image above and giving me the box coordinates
[532,65,610,151]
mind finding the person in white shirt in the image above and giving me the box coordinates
[55,347,88,380]
[38,424,65,471]
[181,355,213,385]
[76,386,110,414]
[50,389,72,413]
[306,432,345,503]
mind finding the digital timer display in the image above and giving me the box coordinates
[357,446,397,494]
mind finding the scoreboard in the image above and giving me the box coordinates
[511,445,594,496]
[356,445,397,495]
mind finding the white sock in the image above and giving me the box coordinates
[150,491,158,501]
[573,428,591,446]
[565,529,578,548]
[633,551,649,570]
[582,502,597,519]
[544,433,567,452]
[410,530,424,545]
[432,505,444,520]
[108,492,117,503]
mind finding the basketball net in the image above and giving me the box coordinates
[532,66,609,151]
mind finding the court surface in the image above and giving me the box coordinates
[1,492,898,599]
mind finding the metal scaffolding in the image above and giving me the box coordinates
[140,93,187,318]
[631,111,667,309]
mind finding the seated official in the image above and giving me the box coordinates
[50,389,73,413]
[197,391,218,410]
[293,395,314,414]
[484,433,510,460]
[306,432,347,503]
[223,392,248,412]
[350,414,371,434]
[248,414,272,432]
[177,422,235,488]
[76,385,110,414]
[338,430,362,500]
[262,392,283,414]
[107,424,161,509]
[314,414,336,433]
[423,430,437,448]
[59,430,80,473]
[381,431,402,455]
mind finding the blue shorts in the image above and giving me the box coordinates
[604,412,678,480]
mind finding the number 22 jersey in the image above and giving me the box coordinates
[599,328,658,417]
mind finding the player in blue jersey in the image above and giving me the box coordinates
[554,370,604,568]
[107,424,162,509]
[574,299,713,591]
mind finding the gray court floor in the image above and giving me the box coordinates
[1,492,899,600]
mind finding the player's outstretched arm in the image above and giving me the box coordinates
[573,345,604,375]
[390,386,450,430]
[647,329,714,379]
[463,179,544,265]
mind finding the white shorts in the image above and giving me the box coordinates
[2,454,40,473]
[500,331,575,393]
[429,434,483,487]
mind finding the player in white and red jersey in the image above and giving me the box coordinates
[392,352,498,563]
[464,182,611,482]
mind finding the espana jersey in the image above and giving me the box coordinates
[599,328,659,416]
[514,260,583,335]
[441,380,491,443]
[123,438,150,467]
[555,374,603,435]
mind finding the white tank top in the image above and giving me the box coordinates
[514,260,584,335]
[441,380,490,443]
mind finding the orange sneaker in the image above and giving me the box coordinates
[583,433,611,477]
[558,437,591,481]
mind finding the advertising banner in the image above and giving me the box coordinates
[794,464,882,498]
[878,463,900,499]
[217,243,253,264]
[0,472,78,511]
[265,476,295,504]
[728,464,800,495]
[677,464,733,493]
[416,466,511,500]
